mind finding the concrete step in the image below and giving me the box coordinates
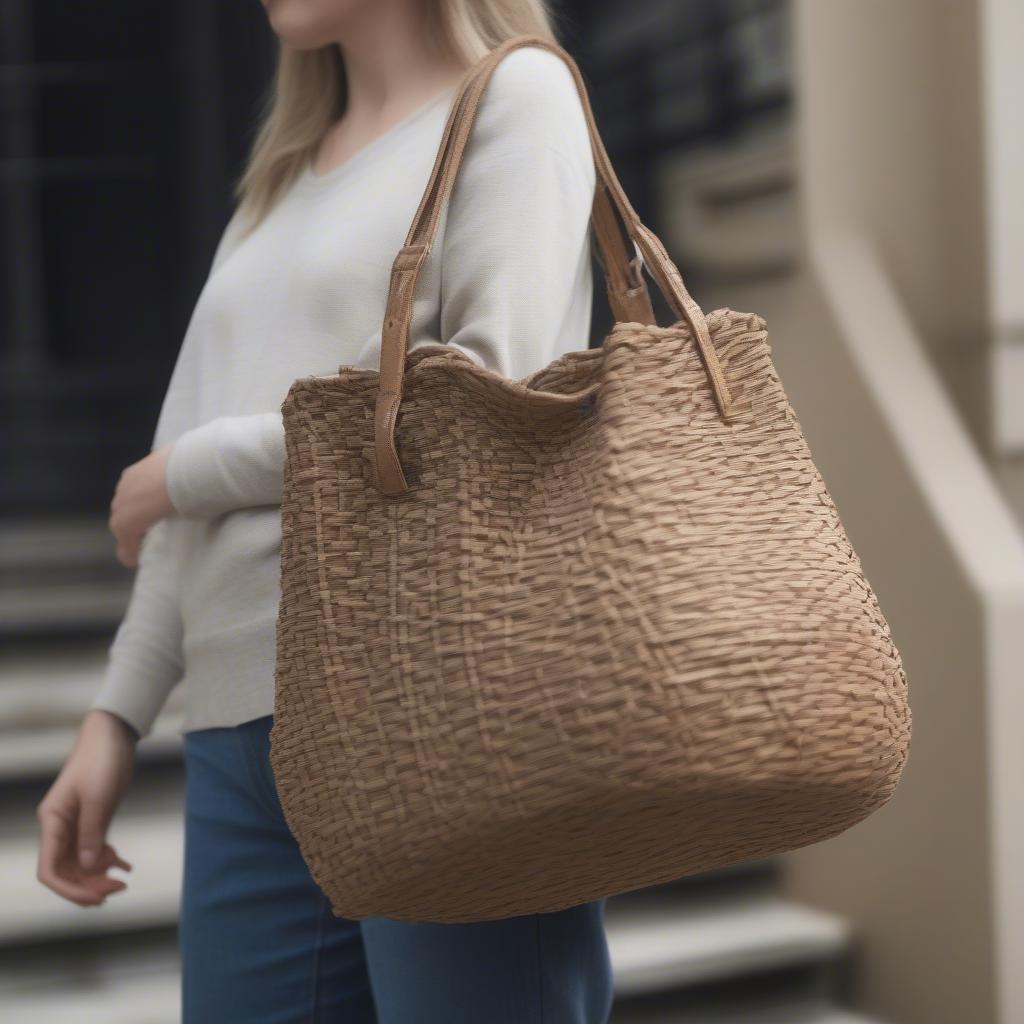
[0,518,118,573]
[0,972,180,1024]
[0,518,131,635]
[0,641,183,781]
[606,884,852,997]
[0,933,179,1024]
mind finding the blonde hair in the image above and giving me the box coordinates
[233,0,563,232]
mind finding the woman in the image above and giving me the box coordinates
[36,0,613,1020]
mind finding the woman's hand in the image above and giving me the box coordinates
[109,443,175,568]
[36,709,137,907]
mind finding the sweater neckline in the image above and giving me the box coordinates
[295,82,459,191]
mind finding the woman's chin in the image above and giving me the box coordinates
[262,0,372,51]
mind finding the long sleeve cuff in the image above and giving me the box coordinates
[166,412,285,519]
[87,518,184,741]
[88,644,181,741]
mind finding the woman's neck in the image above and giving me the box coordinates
[330,1,467,122]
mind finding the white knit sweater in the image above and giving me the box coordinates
[89,45,597,739]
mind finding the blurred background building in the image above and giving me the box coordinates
[2,1,1023,1021]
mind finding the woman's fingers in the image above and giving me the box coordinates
[37,805,107,905]
[37,806,130,907]
[109,512,141,567]
[83,844,131,898]
[109,475,144,568]
[109,446,175,568]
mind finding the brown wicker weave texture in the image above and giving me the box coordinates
[269,34,912,925]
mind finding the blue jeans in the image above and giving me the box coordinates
[179,713,615,1023]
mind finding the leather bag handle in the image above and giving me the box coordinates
[393,41,658,328]
[374,33,742,496]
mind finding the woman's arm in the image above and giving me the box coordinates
[87,203,253,730]
[87,515,184,741]
[437,45,597,379]
[165,412,285,519]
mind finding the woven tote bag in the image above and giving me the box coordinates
[269,32,912,924]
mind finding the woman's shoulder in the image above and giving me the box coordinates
[472,42,591,161]
[487,42,581,101]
